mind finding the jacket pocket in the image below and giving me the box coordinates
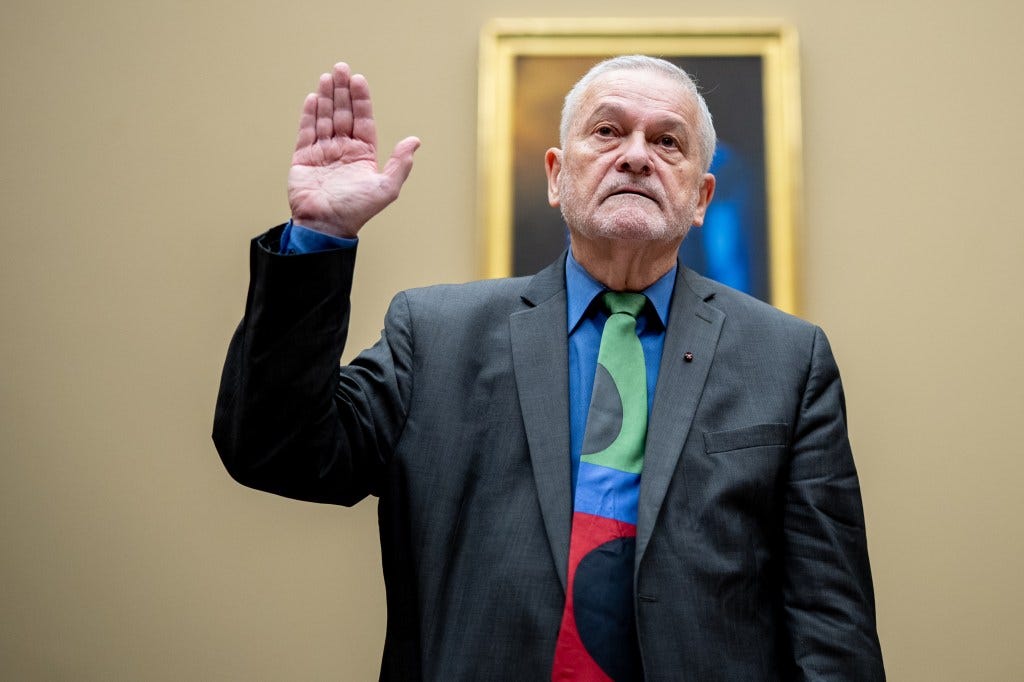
[703,422,790,454]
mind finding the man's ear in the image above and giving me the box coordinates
[544,148,562,207]
[690,173,717,227]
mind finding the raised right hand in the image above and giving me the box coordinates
[288,62,420,238]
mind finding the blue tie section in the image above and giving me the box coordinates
[573,462,641,525]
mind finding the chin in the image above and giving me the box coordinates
[590,216,684,243]
[562,202,691,244]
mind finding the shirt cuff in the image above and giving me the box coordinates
[279,220,358,254]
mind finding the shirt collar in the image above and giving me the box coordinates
[565,249,676,333]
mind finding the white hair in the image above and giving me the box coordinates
[559,55,717,173]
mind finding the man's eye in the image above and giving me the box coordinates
[659,136,678,148]
[596,126,615,136]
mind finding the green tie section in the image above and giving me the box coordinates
[580,292,648,475]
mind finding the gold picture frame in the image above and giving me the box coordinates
[477,18,802,314]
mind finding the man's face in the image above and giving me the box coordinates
[545,69,715,247]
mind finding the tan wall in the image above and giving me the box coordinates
[2,0,1022,679]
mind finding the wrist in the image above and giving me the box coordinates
[289,215,362,240]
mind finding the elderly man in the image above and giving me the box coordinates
[214,56,884,680]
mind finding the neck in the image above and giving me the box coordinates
[570,238,679,291]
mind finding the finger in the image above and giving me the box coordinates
[315,72,334,140]
[381,136,421,190]
[349,74,378,150]
[332,62,353,138]
[294,93,317,151]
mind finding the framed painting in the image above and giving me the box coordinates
[477,18,802,314]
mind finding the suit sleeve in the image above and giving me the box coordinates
[782,326,885,680]
[212,226,413,505]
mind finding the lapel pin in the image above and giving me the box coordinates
[683,351,694,362]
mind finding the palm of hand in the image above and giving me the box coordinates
[287,64,419,238]
[289,139,390,237]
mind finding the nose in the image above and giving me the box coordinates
[616,132,652,175]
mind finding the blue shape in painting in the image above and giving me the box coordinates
[679,141,768,300]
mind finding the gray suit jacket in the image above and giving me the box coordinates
[214,226,884,680]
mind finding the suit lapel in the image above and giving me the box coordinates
[636,266,724,568]
[509,256,572,591]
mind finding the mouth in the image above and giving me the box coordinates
[606,187,658,205]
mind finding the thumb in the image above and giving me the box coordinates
[382,136,421,187]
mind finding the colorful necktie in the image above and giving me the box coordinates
[552,292,647,682]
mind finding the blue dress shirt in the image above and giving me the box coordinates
[282,221,676,493]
